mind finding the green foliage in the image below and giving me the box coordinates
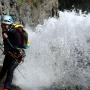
[17,0,25,6]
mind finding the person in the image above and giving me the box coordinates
[0,15,26,90]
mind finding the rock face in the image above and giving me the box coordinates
[0,0,58,25]
[0,0,90,25]
[31,0,58,25]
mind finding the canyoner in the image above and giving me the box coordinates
[1,22,29,63]
[0,15,30,90]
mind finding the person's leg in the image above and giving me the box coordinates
[0,55,9,81]
[3,59,18,90]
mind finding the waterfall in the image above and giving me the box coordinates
[14,11,90,90]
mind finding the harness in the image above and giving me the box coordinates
[8,49,26,63]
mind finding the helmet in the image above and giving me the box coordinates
[1,15,14,24]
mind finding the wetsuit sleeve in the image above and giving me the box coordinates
[2,31,17,54]
[3,30,21,54]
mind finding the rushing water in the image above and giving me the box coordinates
[14,11,90,90]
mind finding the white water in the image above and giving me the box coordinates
[14,11,90,90]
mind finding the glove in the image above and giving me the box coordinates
[16,49,26,63]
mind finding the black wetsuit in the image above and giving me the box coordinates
[0,29,22,89]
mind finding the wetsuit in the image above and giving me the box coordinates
[0,29,23,90]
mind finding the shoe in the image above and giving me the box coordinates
[3,88,9,90]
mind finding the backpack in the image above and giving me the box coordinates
[11,23,29,49]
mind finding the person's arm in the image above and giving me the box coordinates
[3,31,19,53]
